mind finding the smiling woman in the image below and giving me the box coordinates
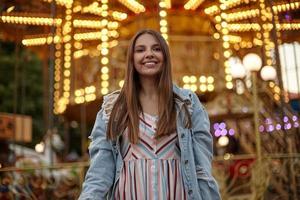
[78,29,221,200]
[133,33,164,78]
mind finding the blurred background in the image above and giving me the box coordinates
[0,0,299,199]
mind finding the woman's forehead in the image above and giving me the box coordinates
[135,33,160,46]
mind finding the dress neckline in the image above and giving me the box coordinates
[142,112,159,120]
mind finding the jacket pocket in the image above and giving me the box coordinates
[196,165,221,200]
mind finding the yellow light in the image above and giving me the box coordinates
[64,79,70,85]
[6,6,15,13]
[184,0,205,10]
[101,74,109,80]
[101,35,109,41]
[207,84,214,92]
[101,88,109,95]
[183,76,190,83]
[160,26,168,33]
[222,35,229,41]
[85,94,96,102]
[199,84,207,92]
[119,80,124,88]
[101,48,109,55]
[65,50,71,56]
[64,70,70,77]
[160,19,167,26]
[225,67,231,74]
[224,50,231,58]
[183,84,191,89]
[101,66,109,73]
[74,42,82,49]
[75,89,83,97]
[101,81,109,88]
[159,10,167,17]
[199,76,206,83]
[269,81,275,88]
[63,92,70,98]
[162,34,168,40]
[226,82,233,89]
[274,94,280,101]
[225,75,232,82]
[221,21,227,28]
[117,0,145,14]
[85,86,96,94]
[222,29,229,35]
[190,76,197,83]
[274,86,281,94]
[54,83,60,90]
[101,57,109,65]
[64,85,70,91]
[213,33,220,39]
[207,76,214,83]
[223,42,230,49]
[190,84,197,92]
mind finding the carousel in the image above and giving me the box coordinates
[0,0,300,199]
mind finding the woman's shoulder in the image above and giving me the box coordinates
[101,90,121,122]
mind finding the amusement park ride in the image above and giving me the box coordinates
[1,0,300,199]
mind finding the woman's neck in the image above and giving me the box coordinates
[139,77,159,115]
[139,76,158,97]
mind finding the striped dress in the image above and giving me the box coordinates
[114,113,187,200]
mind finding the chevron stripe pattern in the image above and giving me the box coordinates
[114,113,187,200]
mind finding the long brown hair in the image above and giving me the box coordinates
[107,29,177,143]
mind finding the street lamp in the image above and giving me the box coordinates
[260,65,277,81]
[242,53,263,164]
[231,62,246,79]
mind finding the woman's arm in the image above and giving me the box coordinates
[78,108,115,200]
[190,91,221,199]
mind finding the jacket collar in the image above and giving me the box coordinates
[173,84,190,102]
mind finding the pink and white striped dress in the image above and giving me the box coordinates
[114,113,187,200]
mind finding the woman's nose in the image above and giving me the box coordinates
[144,49,154,58]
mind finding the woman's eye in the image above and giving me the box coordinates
[135,49,144,52]
[153,47,161,51]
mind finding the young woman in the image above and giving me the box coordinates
[79,29,221,200]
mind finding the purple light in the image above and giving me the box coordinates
[215,129,221,137]
[285,14,292,21]
[259,125,264,132]
[219,122,226,129]
[286,123,292,130]
[283,116,289,123]
[213,123,219,130]
[292,115,298,122]
[229,129,235,136]
[221,129,227,136]
[276,124,281,130]
[265,118,272,124]
[242,107,248,113]
[294,122,299,128]
[269,125,274,132]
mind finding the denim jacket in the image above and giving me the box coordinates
[79,85,221,200]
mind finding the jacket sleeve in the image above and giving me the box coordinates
[190,91,221,200]
[78,108,115,200]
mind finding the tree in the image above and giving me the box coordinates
[0,41,44,148]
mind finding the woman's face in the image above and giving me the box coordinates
[133,33,164,78]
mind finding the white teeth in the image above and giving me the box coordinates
[144,62,156,66]
[144,62,155,64]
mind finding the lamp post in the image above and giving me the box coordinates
[242,53,263,164]
[260,65,277,82]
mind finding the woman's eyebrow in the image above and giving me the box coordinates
[135,44,160,48]
[135,45,145,48]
